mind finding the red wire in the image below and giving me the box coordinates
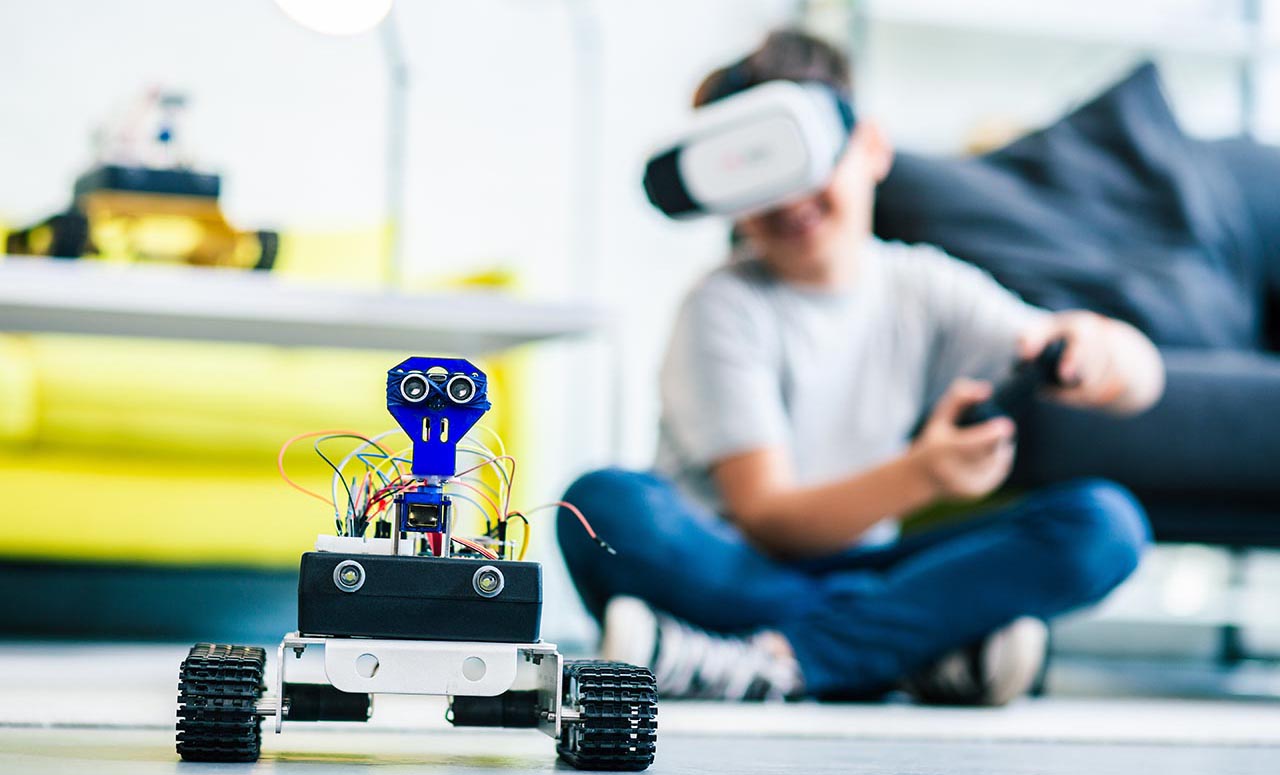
[517,500,599,540]
[447,479,502,522]
[453,454,515,480]
[277,429,372,506]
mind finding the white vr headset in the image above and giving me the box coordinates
[643,80,855,220]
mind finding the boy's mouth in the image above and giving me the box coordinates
[767,199,826,239]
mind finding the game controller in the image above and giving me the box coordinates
[956,338,1069,427]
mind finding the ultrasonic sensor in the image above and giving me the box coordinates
[399,372,429,402]
[446,374,477,404]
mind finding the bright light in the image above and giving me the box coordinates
[274,0,393,36]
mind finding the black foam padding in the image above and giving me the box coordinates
[297,553,542,643]
[643,147,700,217]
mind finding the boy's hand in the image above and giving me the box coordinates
[1019,310,1166,413]
[1018,311,1126,408]
[908,379,1016,501]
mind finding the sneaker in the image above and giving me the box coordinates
[600,596,804,702]
[904,617,1048,707]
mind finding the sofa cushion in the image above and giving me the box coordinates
[874,63,1264,349]
[1204,136,1280,348]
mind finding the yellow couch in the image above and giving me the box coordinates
[0,334,520,569]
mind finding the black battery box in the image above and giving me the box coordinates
[297,552,542,642]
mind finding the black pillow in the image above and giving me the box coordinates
[874,63,1264,349]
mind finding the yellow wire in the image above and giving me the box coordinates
[515,516,532,561]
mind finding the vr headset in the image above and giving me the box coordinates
[642,80,855,220]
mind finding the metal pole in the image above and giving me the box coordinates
[1240,0,1261,138]
[380,6,410,285]
[565,0,623,466]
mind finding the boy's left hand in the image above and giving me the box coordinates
[1018,311,1130,409]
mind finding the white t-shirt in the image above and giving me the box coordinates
[653,237,1047,547]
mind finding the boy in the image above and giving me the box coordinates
[558,30,1163,704]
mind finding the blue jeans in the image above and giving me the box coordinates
[557,469,1150,698]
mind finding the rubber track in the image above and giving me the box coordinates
[176,643,266,762]
[557,660,658,771]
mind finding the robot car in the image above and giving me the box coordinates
[175,356,658,770]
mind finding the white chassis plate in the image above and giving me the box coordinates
[273,632,563,738]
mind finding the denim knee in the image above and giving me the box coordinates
[1034,478,1151,604]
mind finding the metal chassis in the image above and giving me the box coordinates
[269,632,564,739]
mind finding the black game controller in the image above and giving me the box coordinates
[955,338,1069,427]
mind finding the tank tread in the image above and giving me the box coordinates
[176,643,266,762]
[558,660,658,771]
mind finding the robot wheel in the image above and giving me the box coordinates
[557,660,659,771]
[176,643,266,763]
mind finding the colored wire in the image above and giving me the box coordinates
[451,535,498,560]
[355,453,395,486]
[335,429,401,479]
[453,455,516,520]
[277,429,372,512]
[446,491,490,523]
[458,446,511,494]
[507,512,531,561]
[322,431,402,514]
[335,429,403,494]
[366,444,412,482]
[517,500,614,554]
[458,475,502,506]
[313,435,360,520]
[367,477,420,510]
[446,479,501,529]
[332,425,407,522]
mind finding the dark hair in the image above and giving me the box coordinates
[694,29,852,108]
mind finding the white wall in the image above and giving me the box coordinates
[845,0,1280,153]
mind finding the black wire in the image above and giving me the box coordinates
[313,434,365,533]
[507,512,530,561]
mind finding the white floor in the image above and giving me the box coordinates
[2,643,1279,774]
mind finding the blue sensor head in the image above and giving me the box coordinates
[386,356,491,479]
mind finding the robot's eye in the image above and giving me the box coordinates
[472,565,504,598]
[399,372,429,402]
[446,374,477,404]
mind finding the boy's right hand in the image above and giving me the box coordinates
[907,379,1017,501]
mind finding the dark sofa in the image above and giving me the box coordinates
[873,63,1280,550]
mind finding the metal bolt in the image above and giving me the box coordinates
[472,565,504,598]
[333,560,366,592]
